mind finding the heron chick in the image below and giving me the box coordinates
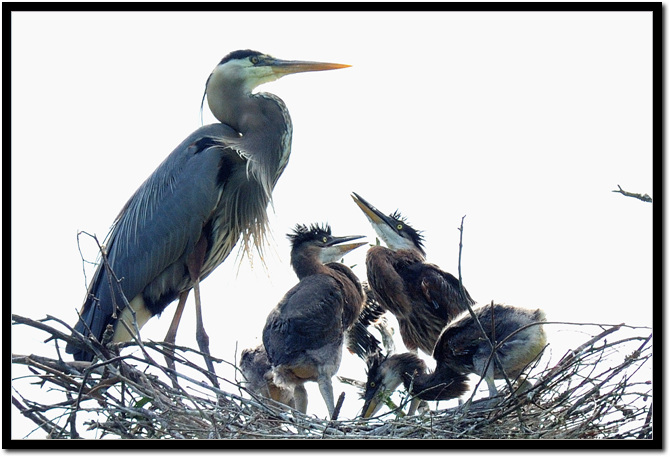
[361,303,547,418]
[66,50,349,375]
[262,223,366,418]
[351,192,475,356]
[240,345,299,409]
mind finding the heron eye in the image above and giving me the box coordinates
[322,237,328,243]
[250,56,259,64]
[396,224,403,230]
[369,381,376,388]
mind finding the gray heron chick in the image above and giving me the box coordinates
[351,192,475,355]
[66,50,350,376]
[361,351,470,418]
[361,304,547,418]
[262,224,366,418]
[240,345,299,409]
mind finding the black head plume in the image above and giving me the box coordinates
[388,210,425,251]
[361,350,388,400]
[287,223,332,247]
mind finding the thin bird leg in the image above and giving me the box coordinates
[193,276,219,387]
[294,384,308,414]
[163,290,189,386]
[484,362,498,398]
[407,397,422,416]
[317,375,336,419]
[185,236,219,387]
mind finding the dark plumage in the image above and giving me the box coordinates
[434,303,547,397]
[361,351,470,418]
[351,192,475,355]
[262,224,366,417]
[345,283,392,360]
[361,303,547,418]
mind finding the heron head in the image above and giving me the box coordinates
[361,352,427,419]
[351,192,425,256]
[288,223,366,266]
[205,50,350,123]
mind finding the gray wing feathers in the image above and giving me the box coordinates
[263,276,343,368]
[71,123,238,350]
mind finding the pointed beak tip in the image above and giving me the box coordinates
[352,195,385,225]
[337,240,367,254]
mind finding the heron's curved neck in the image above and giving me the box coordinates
[208,80,288,134]
[291,248,330,279]
[209,86,292,199]
[405,363,463,401]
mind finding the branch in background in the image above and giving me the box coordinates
[612,185,652,203]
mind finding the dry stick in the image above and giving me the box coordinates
[638,402,653,439]
[563,334,652,417]
[454,216,534,435]
[11,355,85,393]
[12,315,82,351]
[612,184,652,203]
[332,392,346,421]
[455,217,516,403]
[12,395,69,438]
[540,324,623,383]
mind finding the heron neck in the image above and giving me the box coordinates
[291,250,330,279]
[405,363,465,402]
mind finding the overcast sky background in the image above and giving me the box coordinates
[11,10,654,443]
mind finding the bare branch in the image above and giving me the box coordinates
[612,184,652,203]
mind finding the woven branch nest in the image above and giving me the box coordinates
[11,314,652,441]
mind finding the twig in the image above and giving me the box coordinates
[455,217,516,402]
[12,395,70,438]
[612,184,652,203]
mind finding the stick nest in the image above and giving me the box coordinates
[11,314,652,440]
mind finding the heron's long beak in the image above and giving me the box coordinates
[319,235,366,264]
[270,59,351,77]
[332,241,367,257]
[351,192,392,227]
[326,234,365,247]
[361,389,383,419]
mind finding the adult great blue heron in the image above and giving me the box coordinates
[65,51,350,372]
[351,192,475,355]
[361,304,547,418]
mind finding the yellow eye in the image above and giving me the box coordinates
[322,237,328,243]
[396,224,403,230]
[250,56,259,64]
[369,382,376,388]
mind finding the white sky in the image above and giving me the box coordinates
[10,10,654,442]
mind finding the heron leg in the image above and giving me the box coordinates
[294,384,308,414]
[317,375,335,419]
[193,277,219,387]
[484,362,498,398]
[163,290,189,386]
[407,397,422,416]
[476,353,498,398]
